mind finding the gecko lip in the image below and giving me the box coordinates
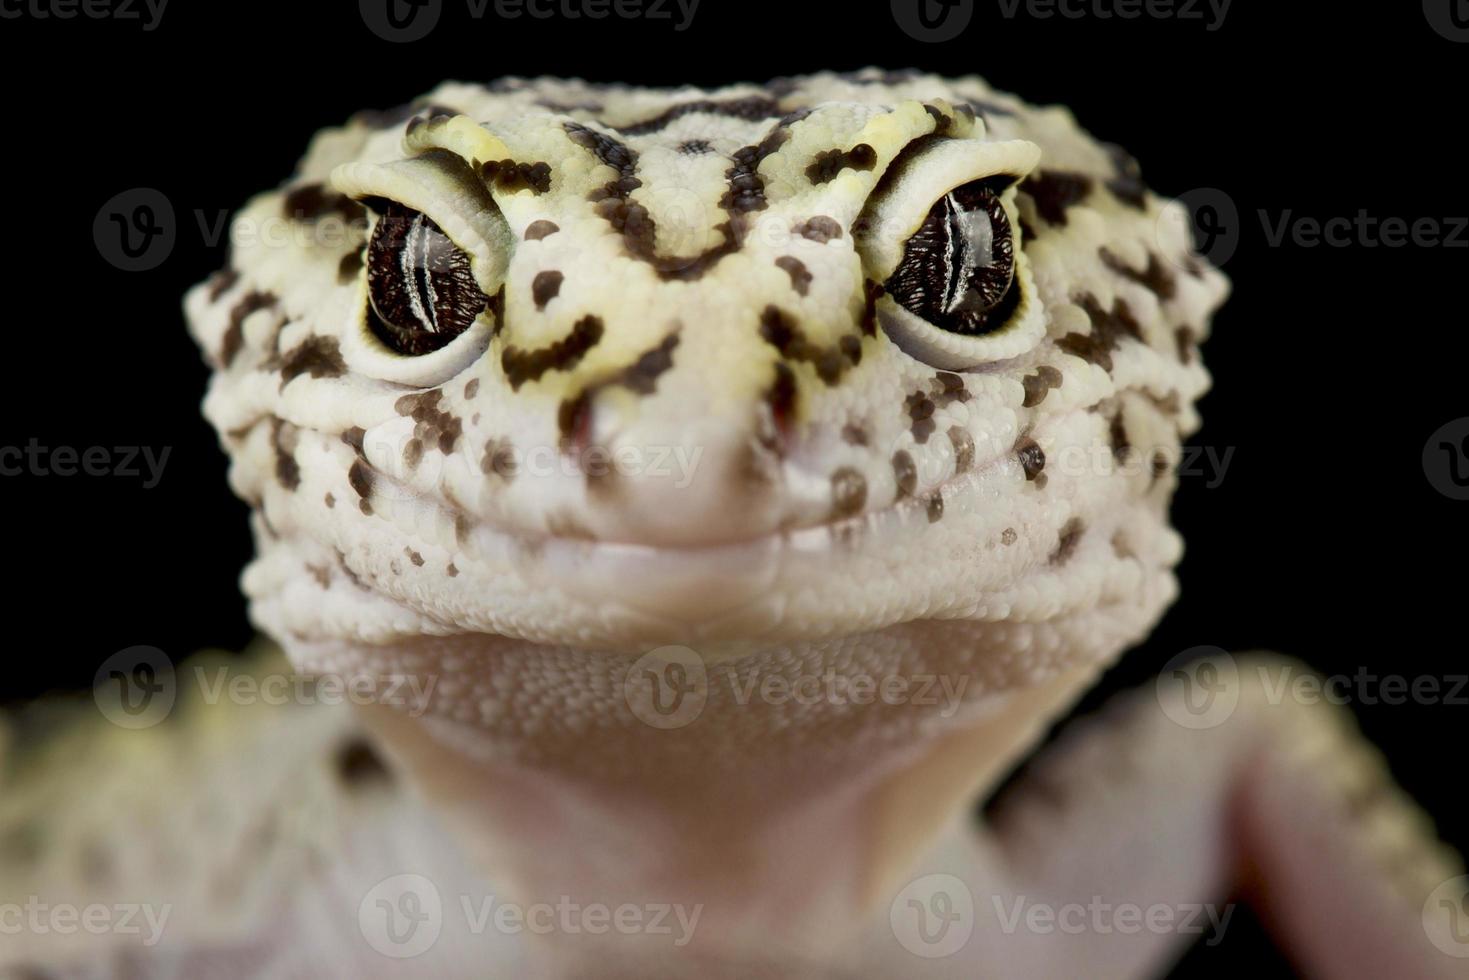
[451,433,1025,647]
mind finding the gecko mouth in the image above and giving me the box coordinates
[337,391,1180,654]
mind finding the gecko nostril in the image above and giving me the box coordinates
[334,738,393,790]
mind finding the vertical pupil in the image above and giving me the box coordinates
[886,180,1019,336]
[366,202,488,355]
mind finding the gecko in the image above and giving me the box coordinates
[1,70,1461,978]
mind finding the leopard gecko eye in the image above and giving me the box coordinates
[366,203,488,356]
[886,179,1019,336]
[854,137,1045,369]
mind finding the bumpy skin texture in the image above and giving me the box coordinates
[185,70,1217,666]
[4,72,1462,978]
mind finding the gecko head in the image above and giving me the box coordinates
[186,73,1227,661]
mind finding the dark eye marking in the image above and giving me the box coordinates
[366,203,488,356]
[886,179,1019,336]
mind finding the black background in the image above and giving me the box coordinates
[2,1,1465,974]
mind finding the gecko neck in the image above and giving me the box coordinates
[313,625,1107,967]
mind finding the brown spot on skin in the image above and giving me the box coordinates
[1110,410,1131,462]
[1151,450,1171,484]
[220,291,276,367]
[1147,390,1183,416]
[324,493,336,509]
[524,220,560,241]
[405,548,425,567]
[830,467,867,519]
[404,439,424,469]
[1056,295,1143,373]
[1104,144,1148,211]
[759,306,861,384]
[271,418,300,491]
[282,183,365,224]
[720,111,809,216]
[502,316,604,390]
[207,268,239,302]
[1017,439,1046,482]
[480,159,553,194]
[933,372,970,406]
[486,285,506,326]
[341,427,366,458]
[1051,518,1085,565]
[1019,171,1094,226]
[1101,248,1177,300]
[464,378,480,399]
[622,95,783,136]
[558,392,594,454]
[1175,326,1198,364]
[1001,528,1018,546]
[532,270,564,309]
[926,493,944,523]
[1022,365,1063,408]
[842,423,869,447]
[446,563,459,578]
[906,390,936,444]
[806,143,877,184]
[775,256,812,296]
[395,390,463,454]
[860,280,884,337]
[353,101,461,130]
[949,426,975,473]
[279,336,346,387]
[335,738,392,789]
[307,563,331,588]
[347,460,374,508]
[336,551,368,590]
[554,333,681,451]
[892,451,917,498]
[923,103,953,134]
[794,216,843,243]
[337,250,364,283]
[619,333,680,394]
[766,363,798,445]
[1112,532,1135,559]
[482,438,517,480]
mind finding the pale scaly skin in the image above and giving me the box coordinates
[1,71,1461,978]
